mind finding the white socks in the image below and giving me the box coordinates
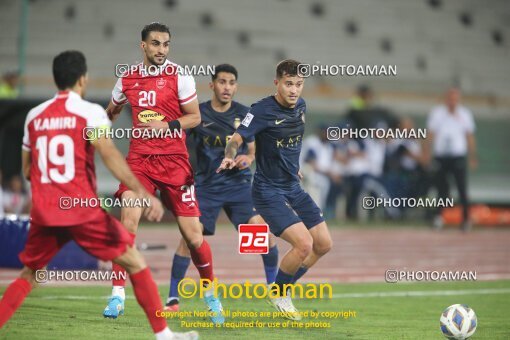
[204,283,214,298]
[155,327,173,340]
[112,286,125,300]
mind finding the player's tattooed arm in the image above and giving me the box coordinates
[21,150,31,181]
[217,132,244,172]
[92,135,164,222]
[106,101,123,122]
[225,133,242,159]
[234,141,255,170]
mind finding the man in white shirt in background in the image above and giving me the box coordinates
[300,125,343,214]
[425,87,478,231]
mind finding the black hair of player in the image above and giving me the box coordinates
[212,64,238,81]
[141,22,171,41]
[52,50,87,90]
[276,59,301,78]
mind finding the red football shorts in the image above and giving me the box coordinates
[19,209,133,270]
[115,153,200,217]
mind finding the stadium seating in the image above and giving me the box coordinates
[0,0,509,101]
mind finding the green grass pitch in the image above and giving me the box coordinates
[1,280,509,339]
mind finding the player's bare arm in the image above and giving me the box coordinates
[217,132,243,172]
[106,100,124,122]
[234,141,255,170]
[178,98,201,129]
[92,135,164,222]
[21,149,31,181]
[138,98,201,132]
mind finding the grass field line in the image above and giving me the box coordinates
[17,287,510,301]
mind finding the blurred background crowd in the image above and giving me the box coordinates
[300,85,472,226]
[1,0,509,227]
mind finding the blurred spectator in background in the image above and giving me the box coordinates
[300,124,343,216]
[384,117,428,216]
[326,133,349,219]
[3,175,30,215]
[0,71,20,99]
[345,84,399,131]
[343,85,399,220]
[343,136,371,219]
[425,87,478,231]
[341,136,396,220]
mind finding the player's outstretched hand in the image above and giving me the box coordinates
[216,157,236,173]
[234,154,254,170]
[143,194,164,222]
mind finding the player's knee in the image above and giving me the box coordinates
[295,237,313,260]
[186,235,203,250]
[314,237,332,256]
[115,246,146,274]
[183,230,203,249]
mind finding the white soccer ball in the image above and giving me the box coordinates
[440,304,477,339]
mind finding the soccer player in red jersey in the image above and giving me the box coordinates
[0,51,198,340]
[103,22,223,324]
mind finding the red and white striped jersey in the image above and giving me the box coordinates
[22,90,110,226]
[111,59,197,156]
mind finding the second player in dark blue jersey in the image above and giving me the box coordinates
[190,100,256,235]
[165,64,279,311]
[218,60,332,320]
[192,99,252,188]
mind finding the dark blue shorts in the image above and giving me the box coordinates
[196,181,258,235]
[252,182,325,237]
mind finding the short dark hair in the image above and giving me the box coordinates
[212,64,238,81]
[276,59,301,78]
[52,51,87,90]
[141,22,171,41]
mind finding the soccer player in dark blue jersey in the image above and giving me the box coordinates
[165,64,279,311]
[218,60,332,320]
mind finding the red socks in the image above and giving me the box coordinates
[130,268,167,333]
[112,262,127,286]
[112,232,136,287]
[0,278,32,328]
[189,239,214,282]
